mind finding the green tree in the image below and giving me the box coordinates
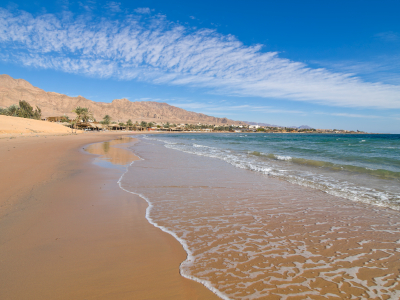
[4,104,19,116]
[101,115,112,129]
[126,119,133,130]
[61,115,70,122]
[164,122,170,128]
[140,121,147,130]
[72,107,93,128]
[1,101,42,120]
[18,100,34,118]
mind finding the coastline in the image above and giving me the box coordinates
[124,135,400,299]
[0,133,219,299]
[2,131,399,299]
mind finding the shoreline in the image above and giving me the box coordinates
[147,133,400,211]
[2,131,399,299]
[117,155,231,300]
[125,135,400,299]
[0,132,219,299]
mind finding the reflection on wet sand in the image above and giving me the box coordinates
[85,137,139,165]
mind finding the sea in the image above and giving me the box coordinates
[118,133,400,299]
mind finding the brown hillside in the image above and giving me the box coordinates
[0,74,244,125]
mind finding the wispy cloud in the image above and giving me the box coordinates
[375,31,399,42]
[0,7,400,109]
[315,112,384,119]
[167,101,307,115]
[153,99,391,120]
[328,113,381,119]
[78,1,95,12]
[134,7,152,14]
[106,2,122,13]
[313,57,400,85]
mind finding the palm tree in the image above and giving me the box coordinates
[140,121,147,131]
[72,107,93,129]
[126,119,133,130]
[101,115,111,130]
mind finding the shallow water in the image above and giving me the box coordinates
[121,137,400,300]
[85,136,139,169]
[145,133,400,210]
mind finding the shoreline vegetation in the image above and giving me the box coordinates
[0,100,372,134]
[0,100,42,120]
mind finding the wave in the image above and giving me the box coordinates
[144,136,400,210]
[248,151,400,180]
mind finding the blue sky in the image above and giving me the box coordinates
[1,0,399,133]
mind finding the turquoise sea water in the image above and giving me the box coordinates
[145,133,400,210]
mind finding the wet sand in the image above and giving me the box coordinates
[123,137,400,300]
[0,133,219,299]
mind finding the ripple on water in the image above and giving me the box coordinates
[122,138,400,300]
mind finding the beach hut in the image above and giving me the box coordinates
[61,122,73,128]
[109,124,121,130]
[47,116,65,122]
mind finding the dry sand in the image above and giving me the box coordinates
[0,132,219,299]
[0,115,75,136]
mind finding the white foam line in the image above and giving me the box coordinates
[116,141,231,300]
[145,135,400,211]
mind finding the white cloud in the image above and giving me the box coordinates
[134,7,151,14]
[78,1,94,12]
[106,2,122,13]
[141,99,392,120]
[315,112,383,119]
[330,113,380,119]
[313,57,400,85]
[167,101,306,115]
[0,8,400,109]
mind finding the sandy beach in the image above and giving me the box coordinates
[0,130,218,299]
[1,116,400,299]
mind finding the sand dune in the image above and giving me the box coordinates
[0,115,74,136]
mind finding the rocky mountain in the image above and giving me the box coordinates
[298,125,313,129]
[0,75,245,125]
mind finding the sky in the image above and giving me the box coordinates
[0,0,399,133]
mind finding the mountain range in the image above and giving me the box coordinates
[0,75,245,125]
